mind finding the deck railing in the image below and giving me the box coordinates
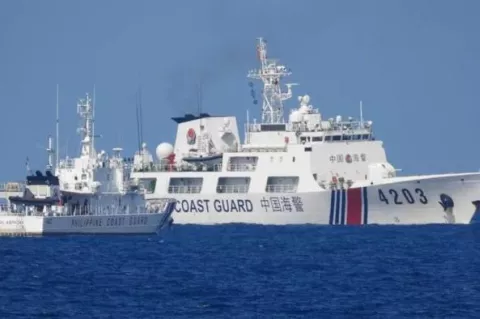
[167,185,202,194]
[0,198,176,217]
[265,184,297,193]
[132,163,257,173]
[216,184,249,193]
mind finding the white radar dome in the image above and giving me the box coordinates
[302,95,310,104]
[156,142,174,160]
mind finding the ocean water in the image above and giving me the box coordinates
[0,225,479,318]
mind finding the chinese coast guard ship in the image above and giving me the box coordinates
[130,37,480,225]
[0,93,175,235]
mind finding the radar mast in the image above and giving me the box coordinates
[76,93,95,158]
[247,37,295,124]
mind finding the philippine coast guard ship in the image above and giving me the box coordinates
[130,37,480,225]
[0,92,175,235]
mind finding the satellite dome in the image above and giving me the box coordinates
[302,95,310,104]
[156,142,174,160]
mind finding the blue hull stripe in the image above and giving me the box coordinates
[335,190,341,225]
[328,187,369,225]
[362,187,368,225]
[329,190,335,225]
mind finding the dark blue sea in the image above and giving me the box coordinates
[1,225,479,318]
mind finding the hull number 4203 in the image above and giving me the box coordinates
[378,188,428,205]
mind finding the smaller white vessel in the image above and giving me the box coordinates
[0,170,176,236]
[0,91,177,236]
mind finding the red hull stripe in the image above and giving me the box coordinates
[329,187,368,225]
[346,188,362,225]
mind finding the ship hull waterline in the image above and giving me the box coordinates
[152,173,480,225]
[0,212,173,235]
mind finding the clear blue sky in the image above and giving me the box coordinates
[1,0,479,180]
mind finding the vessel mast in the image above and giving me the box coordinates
[92,85,96,154]
[360,100,364,128]
[46,135,54,171]
[247,37,294,124]
[56,84,59,170]
[77,93,95,158]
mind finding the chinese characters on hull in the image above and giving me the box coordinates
[329,153,367,163]
[260,196,304,212]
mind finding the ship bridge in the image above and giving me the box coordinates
[245,94,375,147]
[129,37,397,197]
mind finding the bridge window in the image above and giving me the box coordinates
[168,177,203,194]
[324,133,371,142]
[226,156,258,172]
[260,124,286,131]
[265,176,299,193]
[216,177,250,193]
[138,178,156,194]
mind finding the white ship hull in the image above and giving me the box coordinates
[154,173,480,225]
[129,37,480,227]
[0,205,175,236]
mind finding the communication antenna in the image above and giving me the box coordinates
[76,92,94,157]
[360,100,364,127]
[135,86,144,151]
[248,82,258,105]
[65,138,69,158]
[46,135,54,171]
[246,108,250,143]
[196,80,203,115]
[247,37,294,124]
[55,84,59,169]
[25,156,32,176]
[92,84,96,150]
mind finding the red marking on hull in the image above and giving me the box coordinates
[347,188,362,225]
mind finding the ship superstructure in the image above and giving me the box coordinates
[52,92,173,218]
[129,37,480,225]
[0,92,176,235]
